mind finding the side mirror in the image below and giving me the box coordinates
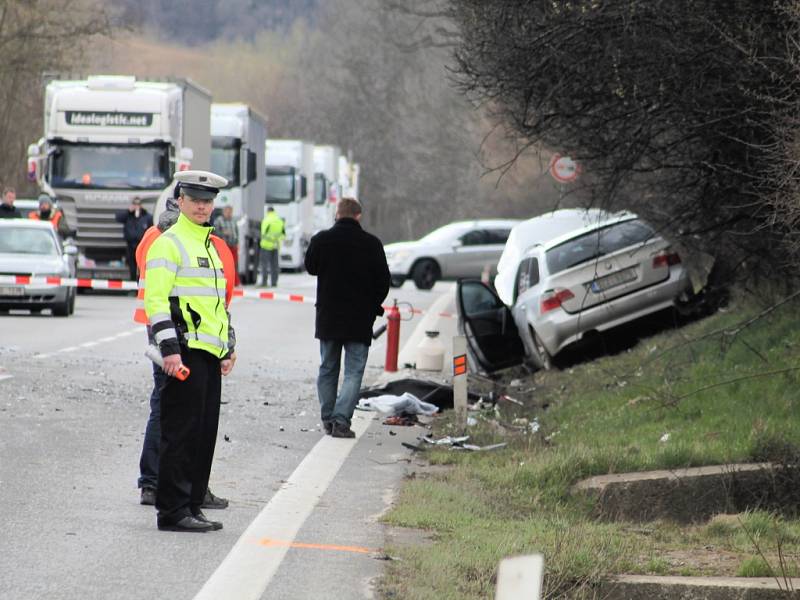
[299,175,308,200]
[177,147,193,172]
[240,147,249,186]
[452,239,464,249]
[27,143,40,182]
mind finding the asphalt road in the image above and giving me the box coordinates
[0,274,456,600]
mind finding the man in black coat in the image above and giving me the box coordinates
[115,197,153,280]
[305,197,391,438]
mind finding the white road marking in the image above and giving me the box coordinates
[34,327,141,359]
[193,414,372,600]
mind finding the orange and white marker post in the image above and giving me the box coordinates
[452,336,467,431]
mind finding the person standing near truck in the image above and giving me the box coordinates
[144,170,235,532]
[116,197,153,280]
[28,194,71,239]
[259,206,284,287]
[0,187,21,218]
[213,204,240,285]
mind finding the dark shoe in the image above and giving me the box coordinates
[140,487,156,506]
[157,515,214,532]
[201,488,229,509]
[323,421,333,435]
[331,423,355,438]
[192,509,223,531]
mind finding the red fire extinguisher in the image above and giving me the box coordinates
[384,300,401,372]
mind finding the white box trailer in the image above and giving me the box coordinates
[265,139,315,270]
[312,145,341,232]
[210,103,268,284]
[27,75,211,280]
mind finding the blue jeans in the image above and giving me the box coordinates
[138,362,167,489]
[317,340,369,427]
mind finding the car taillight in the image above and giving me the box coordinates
[652,251,681,268]
[540,288,574,313]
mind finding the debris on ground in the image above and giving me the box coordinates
[420,435,507,452]
[383,414,419,426]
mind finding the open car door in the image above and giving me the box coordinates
[456,279,525,374]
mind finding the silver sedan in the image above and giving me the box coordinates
[0,219,77,316]
[384,219,521,290]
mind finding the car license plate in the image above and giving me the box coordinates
[590,267,637,293]
[0,286,24,297]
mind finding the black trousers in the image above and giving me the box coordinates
[155,348,221,522]
[125,242,138,281]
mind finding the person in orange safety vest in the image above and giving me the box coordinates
[133,188,237,508]
[28,194,71,239]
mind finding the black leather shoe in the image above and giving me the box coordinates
[201,488,229,509]
[157,515,215,532]
[140,487,156,506]
[331,423,355,438]
[323,421,333,435]
[192,510,223,531]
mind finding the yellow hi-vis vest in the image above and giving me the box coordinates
[260,212,285,250]
[144,212,230,359]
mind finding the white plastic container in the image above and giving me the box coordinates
[416,330,445,371]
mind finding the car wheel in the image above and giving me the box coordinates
[412,259,440,290]
[531,328,553,370]
[390,276,405,288]
[52,294,72,317]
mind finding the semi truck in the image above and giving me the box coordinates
[26,75,211,280]
[265,139,315,270]
[210,103,268,284]
[312,145,341,232]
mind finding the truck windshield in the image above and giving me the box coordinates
[49,142,169,190]
[266,167,295,204]
[211,137,240,188]
[314,174,327,206]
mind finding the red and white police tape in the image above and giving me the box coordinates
[0,275,459,318]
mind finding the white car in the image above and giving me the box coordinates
[0,219,77,316]
[384,219,521,290]
[458,213,693,372]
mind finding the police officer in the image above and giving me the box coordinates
[144,170,235,532]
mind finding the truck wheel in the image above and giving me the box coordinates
[412,260,440,290]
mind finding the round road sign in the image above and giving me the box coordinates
[549,154,580,183]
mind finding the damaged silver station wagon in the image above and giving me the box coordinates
[457,212,694,372]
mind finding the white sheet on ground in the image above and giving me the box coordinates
[357,393,439,416]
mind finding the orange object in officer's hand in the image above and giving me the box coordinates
[145,345,190,381]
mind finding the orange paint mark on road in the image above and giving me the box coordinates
[258,537,374,555]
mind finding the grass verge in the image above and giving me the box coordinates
[379,295,800,599]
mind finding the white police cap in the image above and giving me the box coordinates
[173,170,228,200]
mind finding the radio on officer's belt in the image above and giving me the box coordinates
[145,345,190,381]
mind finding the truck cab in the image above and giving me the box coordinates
[265,140,315,271]
[27,75,211,280]
[210,104,267,284]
